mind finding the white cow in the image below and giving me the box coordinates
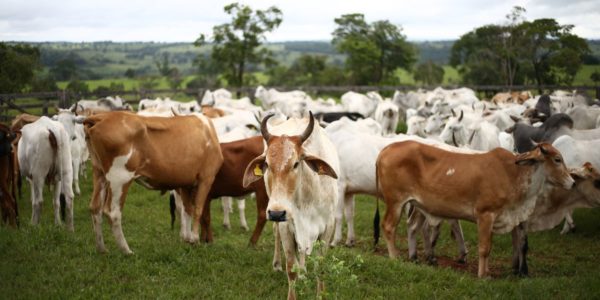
[243,113,339,300]
[373,99,400,136]
[341,91,381,118]
[201,88,233,106]
[18,117,74,231]
[552,135,600,233]
[254,86,309,111]
[53,109,86,195]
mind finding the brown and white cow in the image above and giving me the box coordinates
[0,124,18,227]
[171,135,269,246]
[376,141,574,278]
[83,111,223,254]
[243,113,339,300]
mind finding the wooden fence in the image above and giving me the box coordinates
[1,85,599,123]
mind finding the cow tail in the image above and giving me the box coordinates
[8,145,19,226]
[56,128,74,200]
[373,160,381,249]
[169,192,176,230]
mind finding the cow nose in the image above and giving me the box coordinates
[268,210,287,222]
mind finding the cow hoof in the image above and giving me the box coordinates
[409,255,418,263]
[223,224,231,230]
[456,257,467,264]
[345,240,355,247]
[427,256,438,266]
[96,247,108,254]
[273,262,283,272]
[185,236,199,244]
[241,225,249,231]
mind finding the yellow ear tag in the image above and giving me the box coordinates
[253,164,263,176]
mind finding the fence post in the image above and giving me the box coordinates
[596,87,600,101]
[42,99,49,116]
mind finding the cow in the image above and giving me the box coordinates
[508,113,574,153]
[171,136,269,245]
[341,91,382,118]
[326,118,468,264]
[10,113,41,198]
[53,109,87,195]
[313,112,364,126]
[565,105,600,130]
[243,112,339,300]
[552,135,600,233]
[18,117,74,231]
[83,111,223,253]
[0,124,18,227]
[374,99,400,136]
[376,141,574,277]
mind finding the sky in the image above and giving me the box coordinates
[1,0,599,42]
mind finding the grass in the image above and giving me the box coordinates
[1,163,600,299]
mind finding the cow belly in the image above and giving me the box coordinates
[493,195,538,234]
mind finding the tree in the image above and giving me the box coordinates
[124,68,136,78]
[155,52,172,77]
[451,7,589,89]
[195,3,282,90]
[0,42,41,93]
[332,14,416,85]
[591,70,600,85]
[50,57,79,81]
[66,79,89,94]
[413,61,444,85]
[167,67,183,90]
[267,54,330,86]
[518,18,589,89]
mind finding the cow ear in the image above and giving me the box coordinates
[302,155,338,179]
[515,150,543,166]
[243,155,266,188]
[52,115,58,121]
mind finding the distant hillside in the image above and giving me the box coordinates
[24,40,598,80]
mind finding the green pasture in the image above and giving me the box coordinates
[1,164,599,299]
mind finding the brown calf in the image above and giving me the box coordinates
[171,136,269,246]
[376,141,574,277]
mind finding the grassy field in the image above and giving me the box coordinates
[1,163,600,299]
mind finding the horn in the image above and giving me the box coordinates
[170,107,181,116]
[451,109,456,117]
[70,104,77,113]
[458,110,464,122]
[299,111,315,143]
[260,114,274,142]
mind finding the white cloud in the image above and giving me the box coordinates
[0,0,598,42]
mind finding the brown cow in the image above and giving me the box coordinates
[201,105,226,118]
[376,141,574,277]
[0,124,18,227]
[83,111,223,254]
[171,136,269,246]
[10,113,41,198]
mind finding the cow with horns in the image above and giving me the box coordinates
[243,112,339,300]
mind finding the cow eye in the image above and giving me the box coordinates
[293,161,299,169]
[263,162,269,170]
[554,157,562,164]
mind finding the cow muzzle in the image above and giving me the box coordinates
[268,210,287,222]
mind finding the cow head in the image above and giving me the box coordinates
[439,110,467,147]
[515,142,574,189]
[569,162,600,206]
[243,112,337,222]
[54,109,86,141]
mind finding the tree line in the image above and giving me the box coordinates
[1,4,599,95]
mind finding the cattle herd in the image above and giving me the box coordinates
[1,87,600,299]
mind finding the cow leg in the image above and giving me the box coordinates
[382,198,404,259]
[272,222,283,271]
[190,176,216,244]
[72,159,81,196]
[200,196,213,243]
[90,171,107,253]
[511,223,529,276]
[560,212,576,235]
[279,224,299,300]
[237,198,248,231]
[344,194,355,247]
[422,220,437,265]
[52,181,62,226]
[107,180,133,254]
[30,178,43,226]
[476,213,495,278]
[64,193,74,232]
[406,206,424,261]
[331,189,345,247]
[249,187,268,247]
[222,197,232,229]
[174,191,193,242]
[448,219,468,264]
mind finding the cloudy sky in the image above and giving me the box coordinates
[1,0,599,42]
